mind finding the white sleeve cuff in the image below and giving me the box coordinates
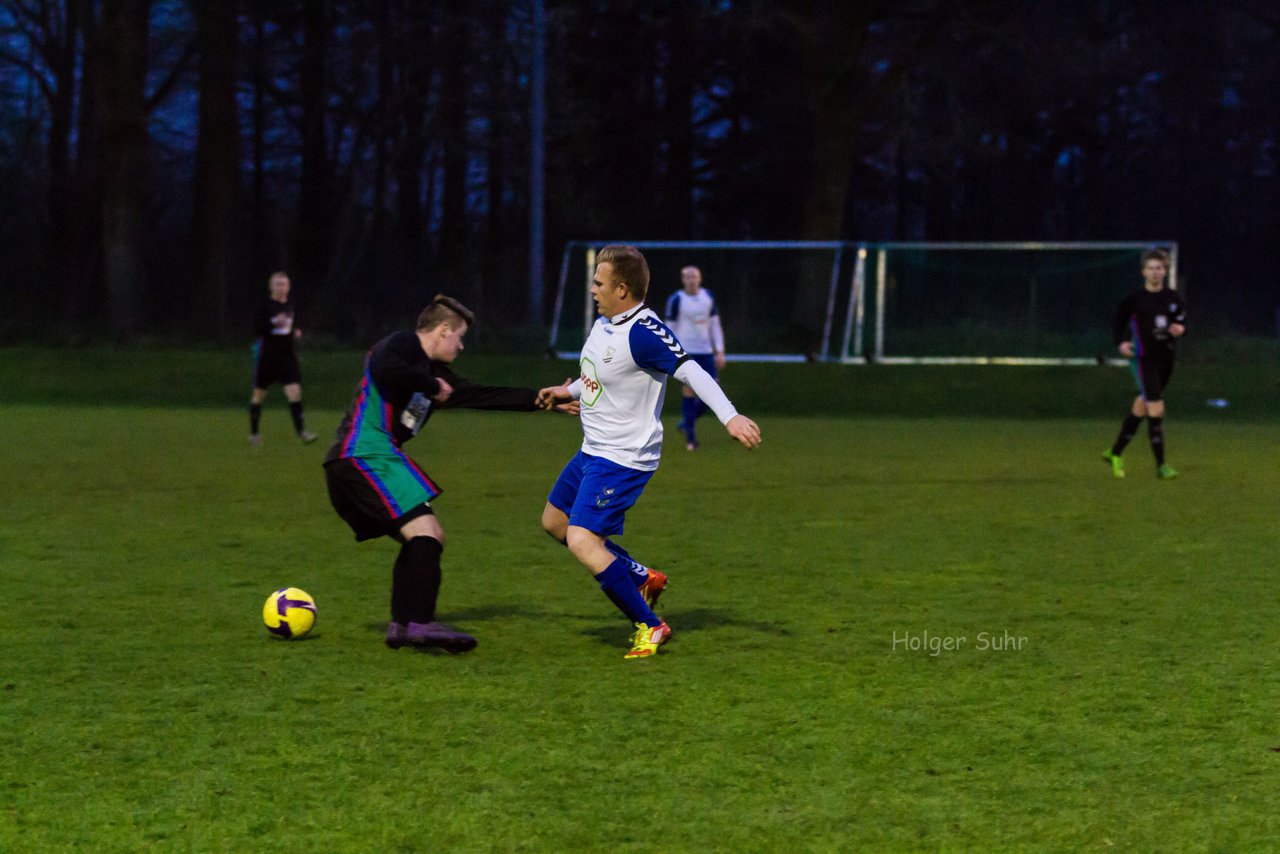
[568,379,583,400]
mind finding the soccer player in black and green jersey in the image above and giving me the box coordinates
[1102,248,1186,479]
[324,295,577,652]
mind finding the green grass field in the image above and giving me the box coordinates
[2,349,1280,850]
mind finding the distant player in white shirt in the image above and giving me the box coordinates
[664,265,726,450]
[537,245,761,660]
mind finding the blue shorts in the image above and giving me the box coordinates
[547,451,654,537]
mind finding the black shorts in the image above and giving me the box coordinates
[324,457,437,541]
[253,348,302,388]
[1131,356,1175,402]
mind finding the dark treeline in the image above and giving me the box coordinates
[1,0,1276,343]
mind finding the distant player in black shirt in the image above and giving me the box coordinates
[249,271,316,445]
[1102,249,1186,479]
[324,295,577,652]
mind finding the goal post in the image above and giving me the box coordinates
[547,240,858,362]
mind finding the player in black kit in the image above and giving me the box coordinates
[324,295,579,652]
[1102,249,1186,479]
[249,271,317,445]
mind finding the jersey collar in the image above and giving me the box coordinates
[609,304,647,326]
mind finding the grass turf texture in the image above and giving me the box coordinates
[2,349,1280,849]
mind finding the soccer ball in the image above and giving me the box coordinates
[263,587,317,639]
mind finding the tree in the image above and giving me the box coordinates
[295,0,332,296]
[189,0,239,335]
[98,0,151,338]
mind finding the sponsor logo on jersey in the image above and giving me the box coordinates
[401,392,433,435]
[579,357,603,407]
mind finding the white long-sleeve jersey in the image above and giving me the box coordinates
[568,305,737,471]
[663,288,724,355]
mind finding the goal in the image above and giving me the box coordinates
[851,241,1179,365]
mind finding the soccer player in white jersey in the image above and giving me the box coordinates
[537,245,761,660]
[664,265,726,450]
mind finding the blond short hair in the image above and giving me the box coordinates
[598,244,650,301]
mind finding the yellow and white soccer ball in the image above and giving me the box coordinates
[263,587,317,639]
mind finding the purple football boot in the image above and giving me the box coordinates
[386,622,410,649]
[387,621,477,653]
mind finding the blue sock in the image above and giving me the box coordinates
[605,540,649,588]
[681,397,699,439]
[597,559,660,627]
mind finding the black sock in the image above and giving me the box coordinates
[391,536,443,624]
[1111,414,1143,456]
[289,401,306,434]
[249,403,262,435]
[1147,416,1165,466]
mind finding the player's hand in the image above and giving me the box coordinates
[553,400,581,416]
[537,378,574,410]
[715,352,727,370]
[432,377,454,402]
[1118,341,1134,358]
[1169,323,1185,337]
[726,414,761,450]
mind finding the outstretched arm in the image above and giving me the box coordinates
[431,362,539,411]
[534,377,581,415]
[536,377,582,410]
[672,359,760,450]
[724,414,762,449]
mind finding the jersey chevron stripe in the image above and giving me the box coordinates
[637,317,686,356]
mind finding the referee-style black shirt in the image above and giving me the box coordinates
[1113,286,1187,358]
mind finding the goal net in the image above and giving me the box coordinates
[855,242,1179,365]
[548,241,857,362]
